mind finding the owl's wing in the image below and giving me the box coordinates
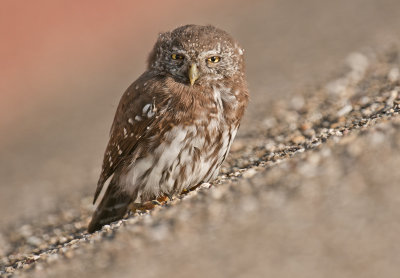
[92,72,166,204]
[88,73,173,232]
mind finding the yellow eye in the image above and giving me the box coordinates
[171,53,184,60]
[207,56,221,63]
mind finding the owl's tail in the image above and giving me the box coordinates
[88,182,132,233]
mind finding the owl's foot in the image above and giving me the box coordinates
[129,195,169,212]
[156,195,169,204]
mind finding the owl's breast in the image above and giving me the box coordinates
[120,119,237,203]
[117,82,242,203]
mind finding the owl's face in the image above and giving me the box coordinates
[148,25,244,86]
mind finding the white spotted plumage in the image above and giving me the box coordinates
[88,24,248,233]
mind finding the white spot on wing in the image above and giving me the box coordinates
[142,104,151,114]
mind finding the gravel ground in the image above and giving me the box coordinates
[2,1,400,277]
[1,44,400,277]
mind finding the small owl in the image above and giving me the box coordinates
[88,24,249,232]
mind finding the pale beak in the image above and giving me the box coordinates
[188,63,200,86]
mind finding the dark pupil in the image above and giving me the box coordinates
[211,57,216,62]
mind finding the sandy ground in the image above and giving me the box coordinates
[1,0,400,277]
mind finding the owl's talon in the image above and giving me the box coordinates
[156,195,169,204]
[129,201,154,211]
[128,196,169,212]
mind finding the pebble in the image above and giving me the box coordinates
[150,223,170,241]
[47,254,59,263]
[290,95,305,110]
[262,117,277,129]
[291,135,306,144]
[230,140,245,152]
[386,89,398,106]
[64,250,74,259]
[242,168,257,178]
[5,266,15,273]
[388,67,399,82]
[337,104,353,117]
[210,187,224,200]
[27,236,43,247]
[200,183,211,189]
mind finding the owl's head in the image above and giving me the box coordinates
[148,24,245,86]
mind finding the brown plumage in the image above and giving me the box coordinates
[88,24,249,233]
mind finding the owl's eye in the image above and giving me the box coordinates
[206,56,221,63]
[171,53,184,60]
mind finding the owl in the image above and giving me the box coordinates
[88,24,249,233]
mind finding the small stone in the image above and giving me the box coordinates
[388,67,399,82]
[386,89,398,106]
[242,168,257,178]
[69,239,79,245]
[200,183,211,189]
[337,104,353,117]
[47,254,59,263]
[240,196,258,212]
[64,250,74,259]
[211,187,224,200]
[346,52,369,82]
[303,128,316,138]
[262,117,277,129]
[27,236,43,246]
[290,95,305,110]
[233,171,241,177]
[291,135,305,144]
[347,142,363,157]
[150,223,169,241]
[230,140,245,152]
[300,122,312,131]
[359,96,370,105]
[19,224,33,237]
[23,263,32,270]
[5,266,15,273]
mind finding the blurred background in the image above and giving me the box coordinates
[1,0,400,228]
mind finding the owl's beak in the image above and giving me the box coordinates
[188,63,200,86]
